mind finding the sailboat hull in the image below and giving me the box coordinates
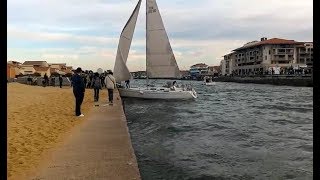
[119,87,197,100]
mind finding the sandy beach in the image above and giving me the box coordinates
[7,83,107,179]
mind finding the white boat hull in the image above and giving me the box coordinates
[119,87,197,100]
[203,82,216,86]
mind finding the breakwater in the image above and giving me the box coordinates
[213,75,313,87]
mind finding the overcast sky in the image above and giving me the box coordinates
[7,0,313,71]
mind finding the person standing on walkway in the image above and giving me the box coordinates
[92,72,102,102]
[104,70,116,104]
[59,75,63,88]
[71,67,85,117]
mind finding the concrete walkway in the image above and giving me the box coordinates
[31,92,141,180]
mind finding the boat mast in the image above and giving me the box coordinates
[146,0,149,88]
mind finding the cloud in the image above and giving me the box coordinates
[41,54,79,60]
[7,0,313,71]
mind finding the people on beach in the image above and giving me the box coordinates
[92,72,102,102]
[44,73,49,86]
[71,67,85,117]
[104,70,116,104]
[42,78,46,87]
[59,75,63,88]
[51,76,55,87]
[27,75,32,85]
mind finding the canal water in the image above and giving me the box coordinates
[123,80,313,180]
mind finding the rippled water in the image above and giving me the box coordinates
[123,80,313,180]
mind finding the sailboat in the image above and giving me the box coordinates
[113,0,197,100]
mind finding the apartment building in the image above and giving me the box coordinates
[221,53,236,75]
[296,42,313,70]
[189,63,209,77]
[221,37,312,76]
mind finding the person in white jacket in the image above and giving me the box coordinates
[104,70,116,104]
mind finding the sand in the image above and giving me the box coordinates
[7,83,107,179]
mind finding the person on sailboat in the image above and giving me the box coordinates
[125,79,130,88]
[170,81,177,91]
[104,70,116,104]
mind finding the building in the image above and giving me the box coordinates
[34,67,51,77]
[208,66,220,76]
[7,64,16,78]
[296,42,313,72]
[20,65,36,75]
[179,70,190,79]
[189,63,209,77]
[7,60,74,77]
[221,37,312,76]
[221,53,236,76]
[7,61,23,78]
[22,61,49,67]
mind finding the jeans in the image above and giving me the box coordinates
[73,91,84,116]
[94,88,100,101]
[59,82,62,88]
[107,89,113,103]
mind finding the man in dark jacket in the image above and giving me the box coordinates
[59,75,63,88]
[71,67,85,117]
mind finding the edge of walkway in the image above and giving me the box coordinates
[27,90,141,180]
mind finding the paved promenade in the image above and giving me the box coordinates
[30,92,141,180]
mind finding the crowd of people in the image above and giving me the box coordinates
[23,68,118,118]
[71,68,116,117]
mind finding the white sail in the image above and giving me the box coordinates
[113,0,142,82]
[146,0,180,79]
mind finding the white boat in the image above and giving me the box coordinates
[203,82,216,86]
[119,87,197,100]
[113,0,197,100]
[203,76,216,86]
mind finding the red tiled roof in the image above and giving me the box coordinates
[233,38,303,51]
[34,67,50,71]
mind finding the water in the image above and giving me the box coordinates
[123,80,313,180]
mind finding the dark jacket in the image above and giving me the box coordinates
[92,76,102,89]
[71,74,85,94]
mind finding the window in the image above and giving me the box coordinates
[265,56,267,60]
[269,50,271,55]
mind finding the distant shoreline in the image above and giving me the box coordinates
[213,75,313,87]
[132,75,313,87]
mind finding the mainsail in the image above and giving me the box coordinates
[113,0,142,82]
[146,0,181,78]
